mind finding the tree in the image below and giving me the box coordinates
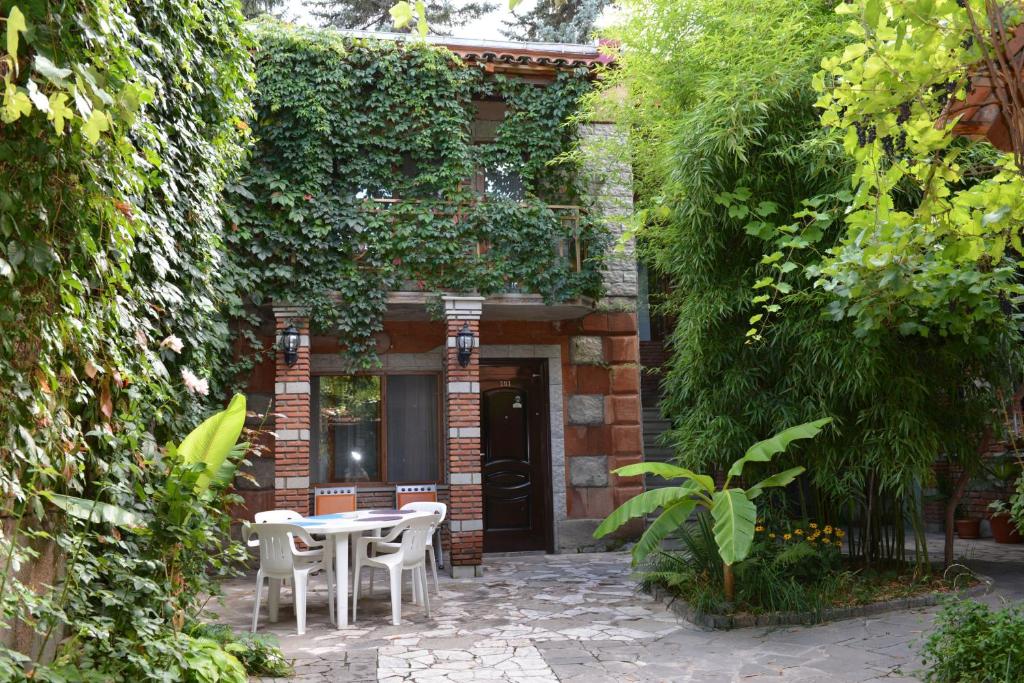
[501,0,610,43]
[808,0,1024,342]
[595,0,1020,568]
[808,0,1024,566]
[241,0,286,19]
[310,0,495,33]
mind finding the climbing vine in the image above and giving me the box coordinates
[1,0,254,678]
[226,21,607,367]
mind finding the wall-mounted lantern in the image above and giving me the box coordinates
[456,323,475,368]
[280,324,301,366]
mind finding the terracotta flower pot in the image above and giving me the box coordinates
[989,513,1022,544]
[956,518,981,539]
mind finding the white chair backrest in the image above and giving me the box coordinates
[254,509,302,524]
[400,502,447,530]
[248,523,314,577]
[388,514,437,568]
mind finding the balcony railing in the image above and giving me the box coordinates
[367,198,585,273]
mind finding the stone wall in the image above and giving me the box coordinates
[579,122,636,311]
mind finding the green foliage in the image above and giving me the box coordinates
[921,599,1024,682]
[188,624,294,678]
[597,0,1023,566]
[1011,473,1024,533]
[177,394,248,494]
[228,21,606,368]
[0,0,254,677]
[642,514,847,617]
[644,516,948,619]
[594,417,829,569]
[812,0,1024,340]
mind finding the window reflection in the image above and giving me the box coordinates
[316,376,381,482]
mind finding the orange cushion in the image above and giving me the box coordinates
[315,493,356,515]
[396,490,437,508]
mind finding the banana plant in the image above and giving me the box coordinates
[594,417,831,601]
[47,394,248,529]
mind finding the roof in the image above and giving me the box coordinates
[336,29,613,73]
[943,24,1024,152]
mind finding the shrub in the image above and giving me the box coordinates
[640,514,847,615]
[189,624,293,678]
[921,600,1024,683]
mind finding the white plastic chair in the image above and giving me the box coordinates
[247,510,304,590]
[247,509,302,548]
[352,514,437,626]
[247,522,334,635]
[373,502,447,593]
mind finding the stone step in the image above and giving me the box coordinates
[644,447,674,461]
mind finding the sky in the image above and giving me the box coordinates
[280,1,602,41]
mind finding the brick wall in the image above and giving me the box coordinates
[234,312,646,553]
[925,452,1020,531]
[443,297,485,573]
[273,311,311,515]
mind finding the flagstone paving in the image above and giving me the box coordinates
[211,538,1023,683]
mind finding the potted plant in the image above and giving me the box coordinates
[955,503,981,539]
[987,500,1022,544]
[985,455,1022,544]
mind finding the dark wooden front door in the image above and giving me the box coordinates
[481,360,552,553]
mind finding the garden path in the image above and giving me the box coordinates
[212,536,1023,683]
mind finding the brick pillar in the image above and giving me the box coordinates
[443,294,484,577]
[273,307,311,515]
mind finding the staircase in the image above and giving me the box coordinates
[642,407,676,490]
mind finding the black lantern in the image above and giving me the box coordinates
[456,323,475,368]
[280,324,301,366]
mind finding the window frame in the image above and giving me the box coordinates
[311,371,444,487]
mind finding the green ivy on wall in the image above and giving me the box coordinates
[1,0,254,678]
[226,21,607,367]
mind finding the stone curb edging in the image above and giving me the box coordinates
[643,574,993,631]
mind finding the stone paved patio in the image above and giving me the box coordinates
[210,535,1023,682]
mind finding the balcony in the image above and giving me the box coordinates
[367,199,595,321]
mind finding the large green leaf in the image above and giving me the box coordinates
[613,462,714,492]
[49,493,144,530]
[710,489,757,565]
[593,484,698,538]
[178,394,246,494]
[745,466,806,500]
[631,497,699,565]
[727,418,831,480]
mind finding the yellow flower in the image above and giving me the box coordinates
[824,526,833,535]
[768,533,776,539]
[794,529,804,536]
[835,528,845,538]
[809,522,818,529]
[821,538,830,545]
[783,533,792,541]
[755,525,765,532]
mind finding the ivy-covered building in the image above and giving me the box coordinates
[231,25,645,576]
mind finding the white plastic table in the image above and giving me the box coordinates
[292,509,432,627]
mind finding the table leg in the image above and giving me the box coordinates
[334,533,349,627]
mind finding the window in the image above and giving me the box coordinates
[482,163,525,200]
[311,374,440,483]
